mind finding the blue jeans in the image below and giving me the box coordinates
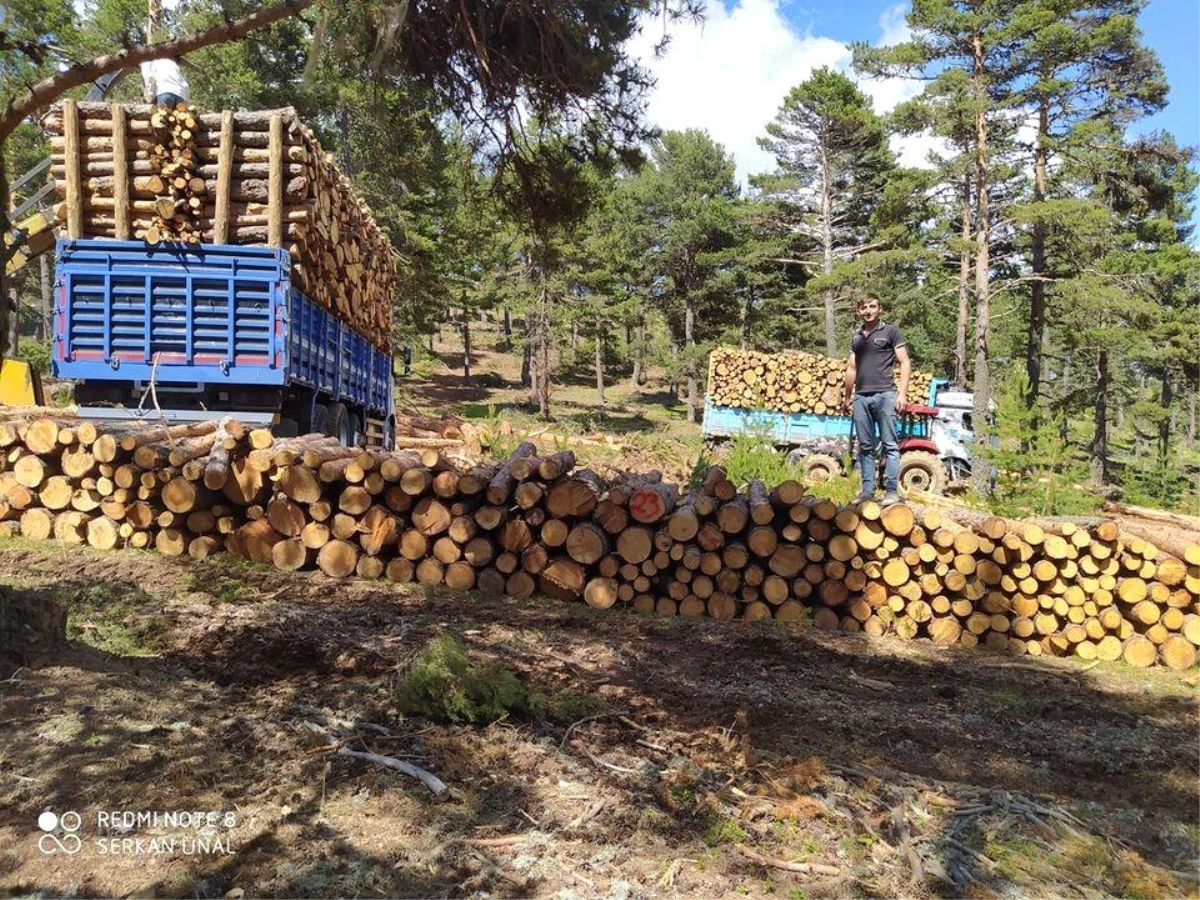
[853,391,899,494]
[156,92,186,108]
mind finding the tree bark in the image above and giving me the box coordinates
[503,305,511,339]
[1025,97,1049,411]
[741,285,754,350]
[820,142,836,356]
[594,314,605,408]
[462,318,472,385]
[684,293,697,423]
[970,30,993,497]
[535,261,551,419]
[1189,384,1197,450]
[630,317,643,388]
[38,252,52,342]
[955,169,971,387]
[0,165,9,359]
[6,274,18,355]
[1159,365,1172,466]
[1091,349,1110,485]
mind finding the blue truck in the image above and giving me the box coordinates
[51,239,394,447]
[702,374,980,495]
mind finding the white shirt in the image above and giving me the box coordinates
[140,58,189,100]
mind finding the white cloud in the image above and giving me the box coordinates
[627,0,950,181]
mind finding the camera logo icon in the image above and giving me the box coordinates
[38,811,83,855]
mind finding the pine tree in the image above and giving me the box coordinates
[1009,0,1167,412]
[855,0,1029,495]
[757,68,896,356]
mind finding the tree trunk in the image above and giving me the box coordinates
[684,294,697,423]
[535,268,551,419]
[1025,97,1049,411]
[461,318,472,385]
[1189,385,1197,450]
[955,169,971,387]
[1059,355,1071,445]
[6,275,18,356]
[594,314,605,408]
[1091,349,1109,485]
[503,305,512,339]
[741,286,753,350]
[820,143,836,356]
[669,341,679,403]
[970,31,993,497]
[38,252,52,342]
[1159,365,1172,465]
[630,318,643,388]
[0,164,10,360]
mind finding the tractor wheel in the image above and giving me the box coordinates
[798,453,841,483]
[899,451,948,496]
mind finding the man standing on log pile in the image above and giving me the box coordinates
[843,294,910,507]
[140,55,191,108]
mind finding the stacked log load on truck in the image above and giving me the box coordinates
[42,100,397,446]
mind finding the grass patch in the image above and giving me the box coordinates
[704,812,749,847]
[63,583,167,657]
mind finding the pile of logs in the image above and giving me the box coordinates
[709,347,936,415]
[43,100,396,349]
[1,412,1196,670]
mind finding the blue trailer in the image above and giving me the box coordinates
[51,239,394,447]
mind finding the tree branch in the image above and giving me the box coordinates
[0,0,316,142]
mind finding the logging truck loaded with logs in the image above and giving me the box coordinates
[41,101,397,446]
[703,348,983,495]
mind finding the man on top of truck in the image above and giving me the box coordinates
[842,294,911,507]
[140,55,191,108]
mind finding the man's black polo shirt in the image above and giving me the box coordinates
[850,321,906,394]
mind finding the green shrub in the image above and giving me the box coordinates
[721,432,806,489]
[18,339,51,375]
[393,634,530,725]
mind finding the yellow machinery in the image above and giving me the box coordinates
[4,207,57,277]
[0,358,45,407]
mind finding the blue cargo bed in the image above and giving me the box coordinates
[52,239,391,419]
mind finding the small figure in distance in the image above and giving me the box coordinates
[842,294,910,507]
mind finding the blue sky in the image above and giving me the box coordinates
[785,0,1198,149]
[630,0,1199,215]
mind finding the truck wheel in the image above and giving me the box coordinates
[799,453,840,483]
[274,417,300,438]
[326,402,351,446]
[311,403,332,437]
[348,411,363,448]
[899,451,948,496]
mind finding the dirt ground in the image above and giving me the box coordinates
[1,540,1198,900]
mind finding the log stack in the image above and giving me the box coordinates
[1,411,1196,669]
[708,347,935,414]
[43,100,396,349]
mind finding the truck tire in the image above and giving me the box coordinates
[348,411,363,448]
[326,402,352,445]
[311,403,332,437]
[798,453,841,483]
[899,451,948,496]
